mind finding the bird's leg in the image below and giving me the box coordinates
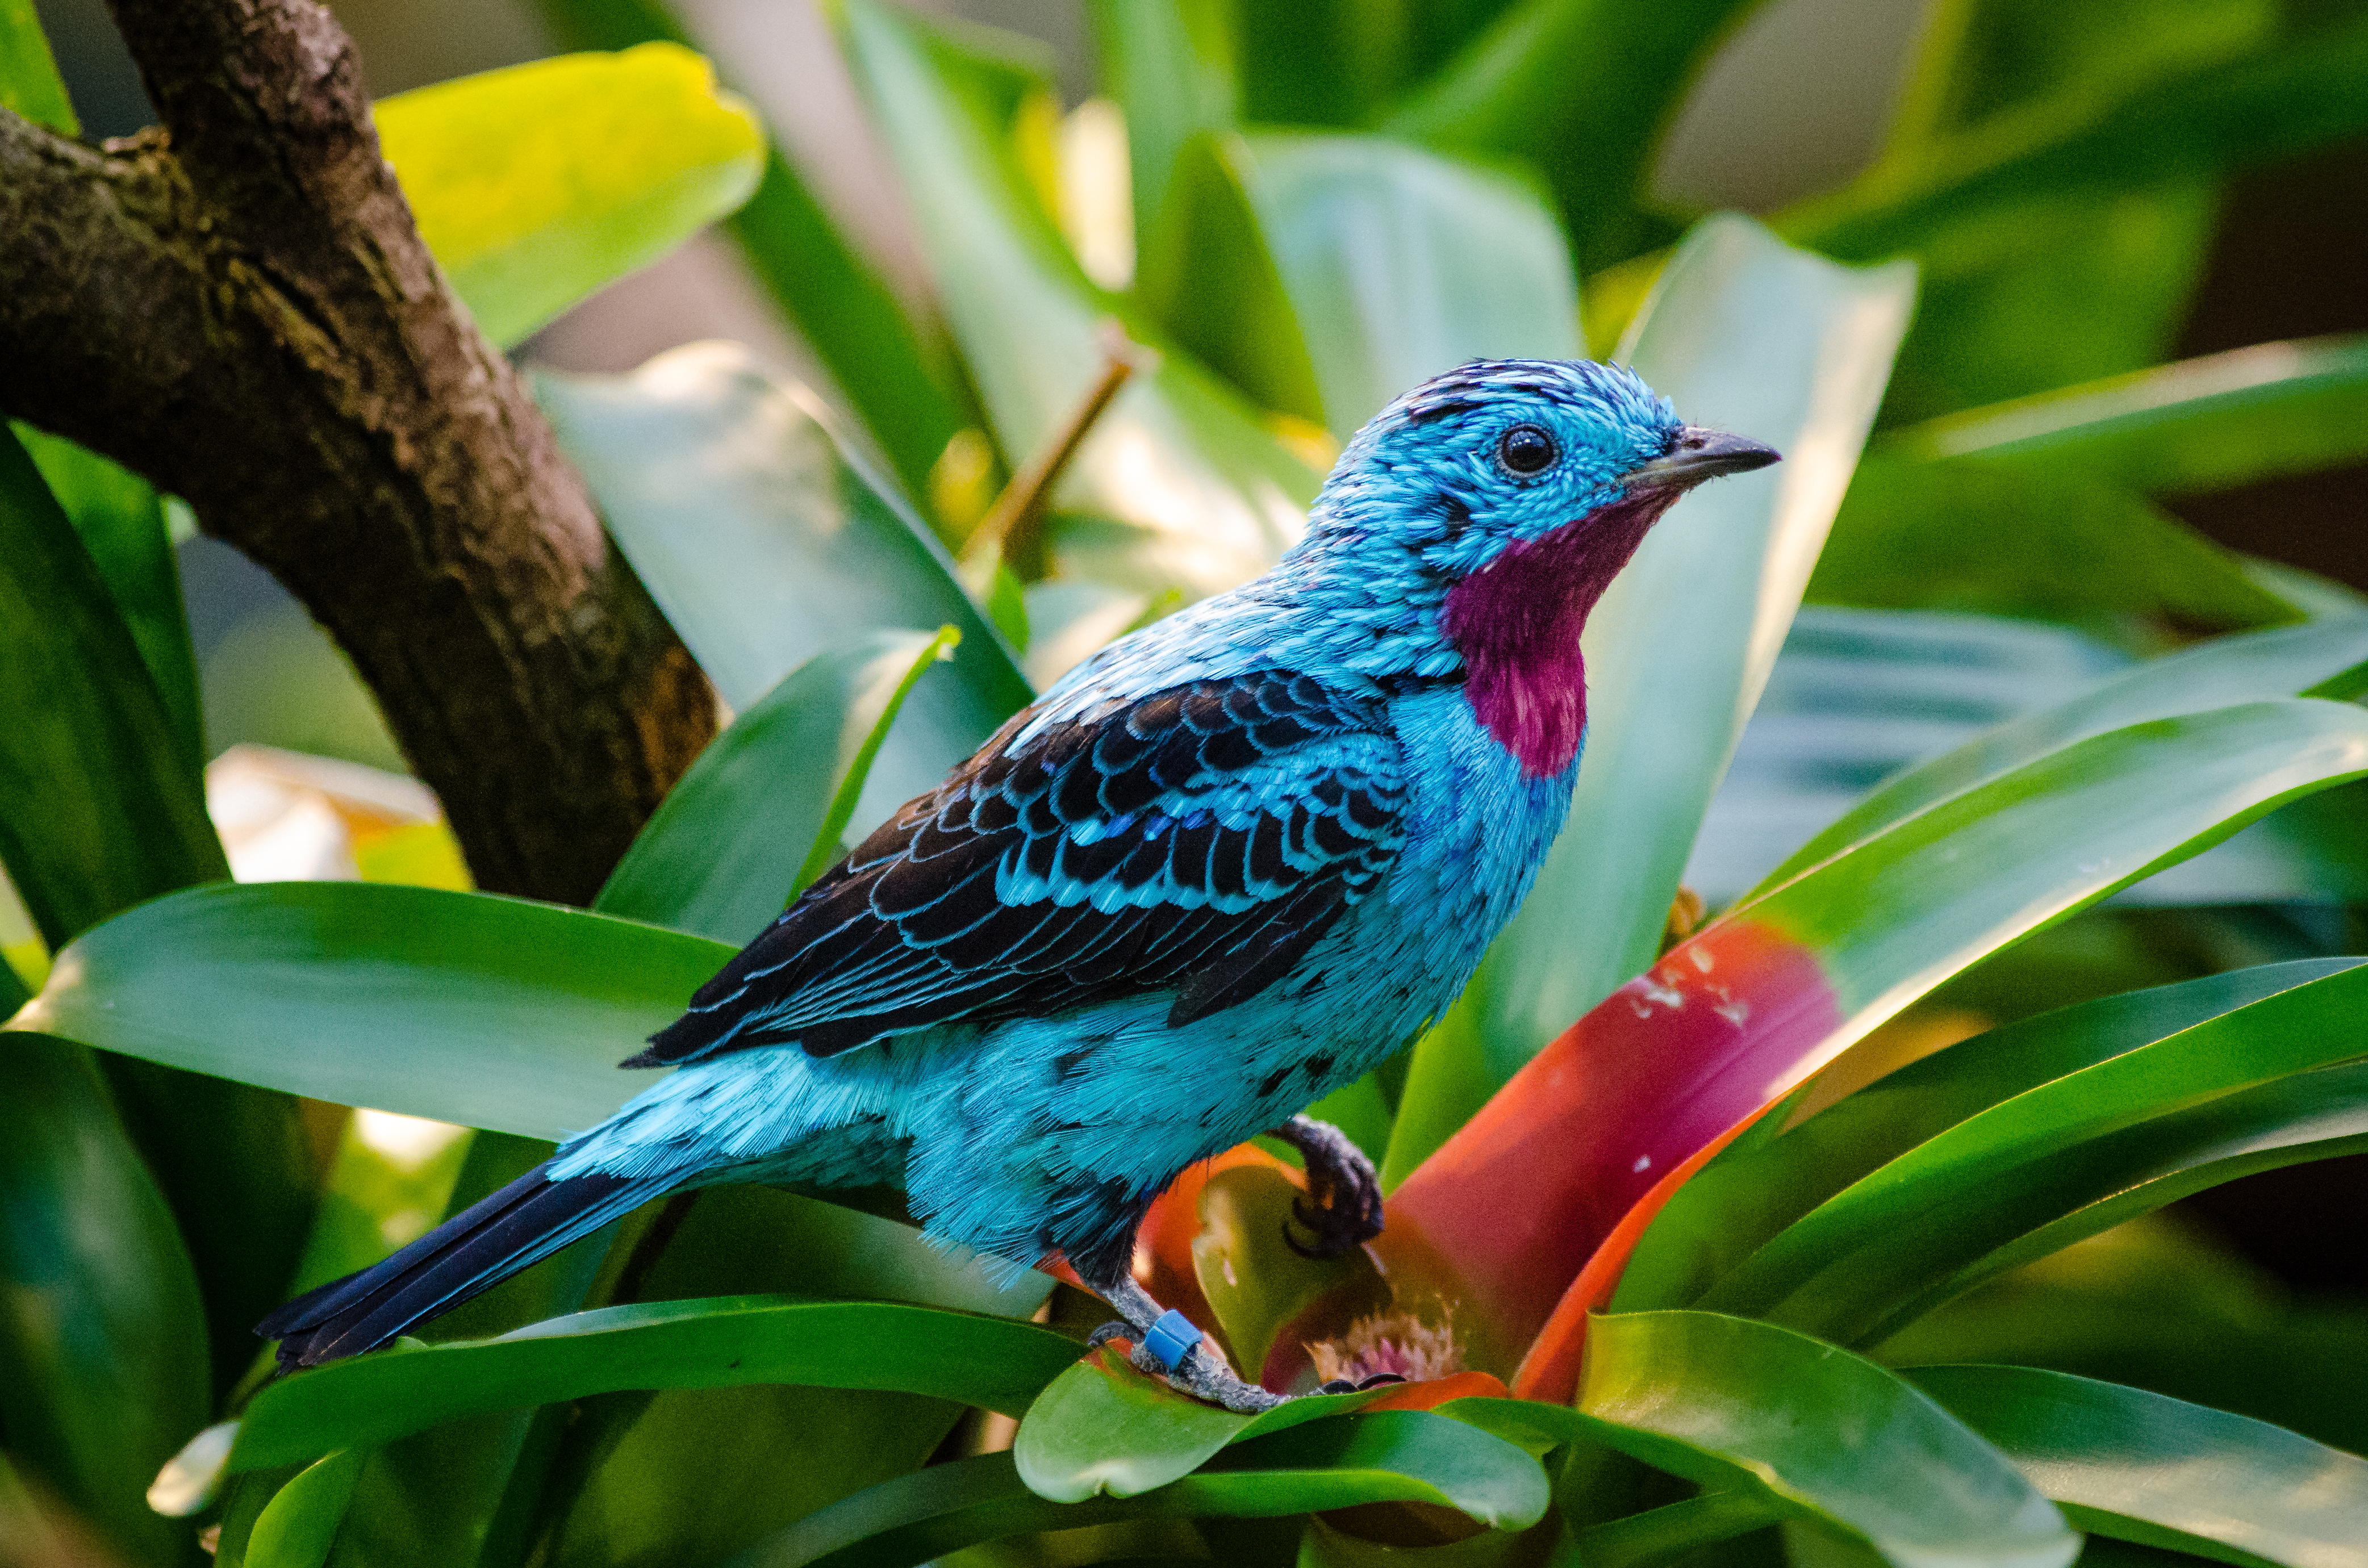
[1081,1272,1283,1414]
[1268,1114,1385,1260]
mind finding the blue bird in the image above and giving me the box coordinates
[259,359,1777,1411]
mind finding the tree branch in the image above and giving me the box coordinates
[0,0,716,904]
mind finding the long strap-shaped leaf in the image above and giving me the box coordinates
[1449,1312,2078,1568]
[0,1034,208,1565]
[1782,12,2368,262]
[242,1448,368,1568]
[0,0,76,132]
[1754,618,2368,895]
[14,428,205,775]
[1613,959,2366,1315]
[536,344,1029,827]
[726,1412,1547,1568]
[1389,696,2368,1381]
[1383,0,1762,273]
[1145,129,1585,436]
[1908,1365,2368,1568]
[597,630,953,944]
[531,0,969,499]
[10,881,730,1139]
[0,425,316,1403]
[1698,960,2368,1344]
[1885,333,2368,497]
[221,1297,1079,1473]
[841,0,1323,603]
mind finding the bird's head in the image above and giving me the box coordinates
[1303,358,1779,778]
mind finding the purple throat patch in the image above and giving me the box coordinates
[1440,488,1680,777]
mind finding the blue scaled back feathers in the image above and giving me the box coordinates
[635,670,1437,1064]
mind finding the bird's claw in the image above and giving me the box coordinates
[1271,1115,1385,1260]
[1315,1372,1409,1395]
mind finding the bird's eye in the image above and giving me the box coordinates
[1497,424,1558,477]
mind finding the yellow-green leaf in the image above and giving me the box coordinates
[375,43,763,348]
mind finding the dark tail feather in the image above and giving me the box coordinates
[257,1165,652,1372]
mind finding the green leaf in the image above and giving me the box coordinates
[11,881,729,1140]
[529,0,968,499]
[374,44,763,348]
[1782,12,2368,265]
[1870,6,2252,422]
[1385,0,1760,271]
[328,1134,606,1568]
[841,0,1323,601]
[793,625,963,897]
[596,630,950,944]
[1229,131,1584,434]
[1191,1165,1389,1388]
[12,427,205,773]
[509,1183,1043,1568]
[1752,617,2368,898]
[1227,0,1423,132]
[1825,334,2368,628]
[0,0,76,133]
[1383,214,1914,1185]
[0,424,224,949]
[16,879,1050,1561]
[224,1297,1082,1473]
[1698,961,2368,1345]
[1135,132,1327,427]
[1685,607,2129,906]
[1810,457,2299,629]
[1909,1365,2368,1568]
[1469,1311,2081,1568]
[1014,1345,1382,1503]
[1872,179,2221,430]
[749,1412,1546,1567]
[0,425,313,1403]
[244,1449,367,1568]
[1885,334,2368,497]
[1087,0,1238,258]
[1878,1214,2368,1462]
[0,1034,208,1567]
[1613,959,2363,1316]
[535,343,1031,829]
[1883,0,2277,152]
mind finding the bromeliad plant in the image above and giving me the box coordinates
[9,0,2368,1565]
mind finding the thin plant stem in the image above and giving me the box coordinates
[958,320,1158,594]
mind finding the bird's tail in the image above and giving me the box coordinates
[256,1164,657,1372]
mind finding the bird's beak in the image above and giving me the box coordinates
[1623,426,1782,491]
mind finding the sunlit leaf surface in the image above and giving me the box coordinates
[537,341,1029,834]
[842,0,1321,601]
[377,44,763,347]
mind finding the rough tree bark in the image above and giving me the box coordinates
[0,0,717,904]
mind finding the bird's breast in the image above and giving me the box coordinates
[1303,687,1578,1040]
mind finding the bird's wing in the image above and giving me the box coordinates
[630,670,1410,1065]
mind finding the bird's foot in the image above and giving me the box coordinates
[1268,1114,1385,1260]
[1087,1282,1284,1413]
[1085,1312,1283,1412]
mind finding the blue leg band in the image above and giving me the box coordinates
[1139,1310,1203,1373]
